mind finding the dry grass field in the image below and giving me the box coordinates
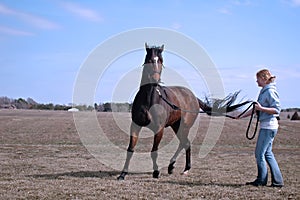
[0,109,299,199]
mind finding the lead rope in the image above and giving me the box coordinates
[156,87,259,140]
[155,87,235,117]
[237,102,259,140]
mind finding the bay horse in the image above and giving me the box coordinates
[117,43,246,180]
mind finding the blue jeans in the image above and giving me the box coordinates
[255,128,283,186]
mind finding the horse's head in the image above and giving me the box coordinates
[142,43,164,84]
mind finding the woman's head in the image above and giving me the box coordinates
[256,69,276,87]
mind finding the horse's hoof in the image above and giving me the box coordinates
[153,170,160,178]
[182,170,189,175]
[168,161,175,174]
[117,172,127,181]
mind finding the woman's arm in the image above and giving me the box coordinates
[255,102,279,115]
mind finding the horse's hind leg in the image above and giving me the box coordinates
[179,132,191,175]
[169,137,191,175]
[184,144,191,174]
[151,129,164,178]
[168,145,184,174]
[117,122,141,180]
[169,123,191,175]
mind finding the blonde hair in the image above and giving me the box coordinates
[256,69,276,84]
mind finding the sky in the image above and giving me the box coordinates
[0,0,299,108]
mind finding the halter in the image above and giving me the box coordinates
[143,53,163,83]
[142,63,162,76]
[152,56,162,74]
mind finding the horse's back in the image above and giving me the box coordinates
[164,86,199,108]
[163,86,199,127]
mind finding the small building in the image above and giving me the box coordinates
[68,108,79,112]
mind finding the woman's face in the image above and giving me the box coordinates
[256,76,266,87]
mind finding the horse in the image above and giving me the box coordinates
[117,43,247,180]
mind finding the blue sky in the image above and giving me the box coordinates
[0,0,299,108]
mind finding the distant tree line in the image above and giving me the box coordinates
[281,108,300,112]
[0,96,132,112]
[0,96,73,110]
[1,96,298,114]
[94,102,132,112]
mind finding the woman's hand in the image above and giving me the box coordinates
[254,102,263,111]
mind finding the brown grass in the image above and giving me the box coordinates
[0,109,299,199]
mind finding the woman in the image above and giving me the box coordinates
[238,69,284,187]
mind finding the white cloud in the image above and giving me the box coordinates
[217,7,232,15]
[171,22,182,30]
[285,0,300,6]
[61,2,103,22]
[280,0,300,7]
[218,0,253,15]
[231,0,252,6]
[0,26,34,36]
[21,14,60,30]
[0,3,60,30]
[272,66,300,80]
[292,0,300,6]
[0,4,14,15]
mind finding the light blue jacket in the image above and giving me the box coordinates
[257,83,281,122]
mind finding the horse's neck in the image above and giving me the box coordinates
[139,83,160,109]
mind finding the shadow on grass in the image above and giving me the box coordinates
[30,171,245,188]
[159,180,245,188]
[29,170,152,179]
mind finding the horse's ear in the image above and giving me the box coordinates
[145,43,149,49]
[160,45,164,51]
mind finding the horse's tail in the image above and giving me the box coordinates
[197,98,212,114]
[197,91,251,116]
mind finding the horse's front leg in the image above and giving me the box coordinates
[117,122,141,180]
[151,129,164,178]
